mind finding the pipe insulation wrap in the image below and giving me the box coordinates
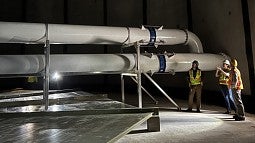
[0,21,203,53]
[0,54,224,75]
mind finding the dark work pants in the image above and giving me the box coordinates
[231,88,245,117]
[188,85,202,110]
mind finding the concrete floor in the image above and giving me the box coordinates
[115,97,255,143]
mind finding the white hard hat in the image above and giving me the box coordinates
[223,60,230,65]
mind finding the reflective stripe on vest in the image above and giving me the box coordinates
[228,68,243,90]
[235,68,243,90]
[219,71,229,85]
[189,69,202,85]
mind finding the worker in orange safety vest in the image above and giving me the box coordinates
[228,59,245,121]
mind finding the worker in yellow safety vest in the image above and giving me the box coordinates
[26,76,38,90]
[186,60,203,112]
[215,60,236,114]
[228,59,245,121]
[27,76,38,83]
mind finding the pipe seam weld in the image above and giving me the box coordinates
[122,27,130,45]
[30,23,48,44]
[183,29,189,45]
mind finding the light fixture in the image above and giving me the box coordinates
[52,72,61,81]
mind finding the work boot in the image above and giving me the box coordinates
[233,114,238,119]
[235,117,245,121]
[196,108,201,113]
[234,115,245,121]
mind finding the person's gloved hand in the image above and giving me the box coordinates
[216,66,222,71]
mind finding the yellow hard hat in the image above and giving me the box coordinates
[231,59,238,67]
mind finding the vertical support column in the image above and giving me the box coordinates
[135,42,142,108]
[43,24,50,111]
[121,74,125,103]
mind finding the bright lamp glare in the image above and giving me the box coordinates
[52,72,61,80]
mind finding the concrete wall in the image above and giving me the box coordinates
[191,0,251,95]
[67,0,104,25]
[248,0,255,81]
[107,0,143,27]
[25,0,64,23]
[147,0,188,29]
[0,0,24,21]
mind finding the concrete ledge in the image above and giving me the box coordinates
[147,115,160,132]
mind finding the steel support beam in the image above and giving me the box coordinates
[43,24,50,111]
[135,42,142,108]
[143,72,180,110]
[130,76,158,104]
[121,74,125,103]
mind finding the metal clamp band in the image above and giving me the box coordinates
[157,55,166,73]
[144,26,156,46]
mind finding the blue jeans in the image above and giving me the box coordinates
[219,84,236,112]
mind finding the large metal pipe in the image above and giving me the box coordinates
[0,53,224,75]
[0,22,203,53]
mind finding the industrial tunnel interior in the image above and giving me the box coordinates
[0,0,255,143]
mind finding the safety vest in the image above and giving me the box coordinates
[228,68,243,90]
[219,69,229,85]
[27,76,38,83]
[189,69,202,85]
